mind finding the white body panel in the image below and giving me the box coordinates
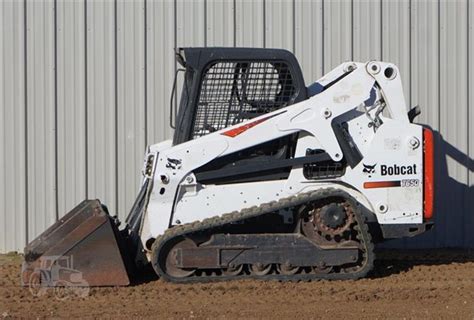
[138,61,426,253]
[174,180,374,226]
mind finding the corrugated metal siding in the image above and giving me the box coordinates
[145,0,174,151]
[323,0,352,73]
[206,0,235,46]
[116,0,146,220]
[56,0,87,218]
[294,0,323,81]
[353,1,381,61]
[25,0,57,242]
[235,0,264,47]
[1,0,473,252]
[439,0,469,247]
[265,1,294,51]
[0,0,27,252]
[407,0,440,248]
[85,0,117,217]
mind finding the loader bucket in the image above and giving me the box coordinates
[22,200,131,287]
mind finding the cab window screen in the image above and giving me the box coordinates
[192,61,298,139]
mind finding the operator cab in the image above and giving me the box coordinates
[171,47,308,145]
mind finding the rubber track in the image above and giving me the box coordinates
[151,188,375,283]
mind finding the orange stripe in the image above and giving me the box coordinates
[423,128,435,220]
[221,118,267,137]
[221,111,285,138]
[363,181,400,189]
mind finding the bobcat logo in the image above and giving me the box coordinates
[362,163,376,175]
[166,158,182,170]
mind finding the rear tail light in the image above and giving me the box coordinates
[423,128,434,220]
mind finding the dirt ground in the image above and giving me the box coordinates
[0,249,473,319]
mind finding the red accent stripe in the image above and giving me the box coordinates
[221,112,285,138]
[423,128,435,220]
[363,181,401,189]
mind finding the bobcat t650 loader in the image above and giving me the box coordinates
[22,48,434,286]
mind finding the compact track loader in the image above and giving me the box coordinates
[22,48,434,286]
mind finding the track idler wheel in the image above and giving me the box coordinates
[165,238,196,278]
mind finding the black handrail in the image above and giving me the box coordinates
[169,68,185,129]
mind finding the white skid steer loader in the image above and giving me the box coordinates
[22,48,434,286]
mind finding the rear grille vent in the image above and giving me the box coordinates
[303,149,346,179]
